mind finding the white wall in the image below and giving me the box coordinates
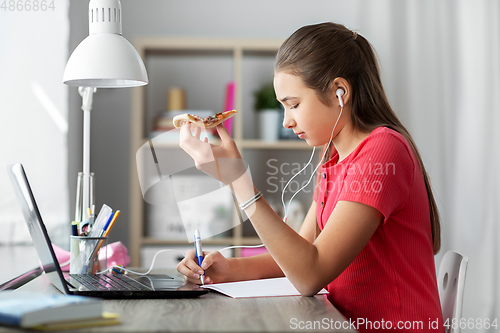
[0,1,70,245]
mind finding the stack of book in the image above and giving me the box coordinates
[0,291,120,331]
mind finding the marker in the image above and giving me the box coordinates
[194,230,204,285]
[71,221,79,236]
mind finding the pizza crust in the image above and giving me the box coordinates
[173,110,237,128]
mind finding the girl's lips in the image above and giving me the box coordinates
[297,132,305,139]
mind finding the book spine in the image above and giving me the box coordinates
[0,313,21,327]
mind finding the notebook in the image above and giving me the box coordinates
[201,277,329,298]
[8,163,208,299]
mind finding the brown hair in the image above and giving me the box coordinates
[275,22,441,254]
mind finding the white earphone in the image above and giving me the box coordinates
[336,88,344,107]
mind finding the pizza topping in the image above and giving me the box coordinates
[173,110,237,128]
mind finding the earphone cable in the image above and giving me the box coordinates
[282,104,343,221]
[281,146,316,221]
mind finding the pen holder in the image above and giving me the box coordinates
[70,236,107,274]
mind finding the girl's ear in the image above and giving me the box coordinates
[332,77,350,107]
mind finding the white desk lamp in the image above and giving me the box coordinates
[63,0,148,224]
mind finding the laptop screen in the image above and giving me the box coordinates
[8,164,70,294]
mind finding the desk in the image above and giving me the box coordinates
[0,245,356,332]
[2,273,356,333]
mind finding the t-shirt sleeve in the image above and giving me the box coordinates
[337,132,415,224]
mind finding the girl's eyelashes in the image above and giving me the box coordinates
[290,104,299,110]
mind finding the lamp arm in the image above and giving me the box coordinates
[78,87,97,222]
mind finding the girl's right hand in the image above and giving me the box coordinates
[179,123,247,186]
[176,249,230,285]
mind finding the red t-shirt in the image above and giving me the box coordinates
[315,127,443,332]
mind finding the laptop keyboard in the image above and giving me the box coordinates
[69,273,153,291]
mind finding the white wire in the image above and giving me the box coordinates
[97,249,186,275]
[96,245,267,276]
[218,243,266,253]
[215,122,339,251]
[283,148,327,220]
[281,146,316,221]
[281,105,343,221]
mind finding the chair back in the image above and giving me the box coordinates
[437,250,469,333]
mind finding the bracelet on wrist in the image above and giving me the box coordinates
[239,191,263,210]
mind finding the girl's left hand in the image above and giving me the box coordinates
[179,122,246,185]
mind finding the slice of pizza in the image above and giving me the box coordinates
[172,110,237,128]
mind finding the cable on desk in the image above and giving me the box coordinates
[98,244,266,276]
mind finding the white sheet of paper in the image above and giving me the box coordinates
[201,277,328,298]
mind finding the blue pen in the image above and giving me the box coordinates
[194,230,204,285]
[99,212,114,237]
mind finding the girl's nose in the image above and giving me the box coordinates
[282,109,296,129]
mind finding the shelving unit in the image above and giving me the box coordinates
[129,37,315,267]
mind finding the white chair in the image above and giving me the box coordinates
[437,250,469,333]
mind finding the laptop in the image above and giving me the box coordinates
[8,163,208,299]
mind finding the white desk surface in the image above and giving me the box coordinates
[0,245,358,333]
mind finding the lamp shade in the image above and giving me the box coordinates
[63,0,148,88]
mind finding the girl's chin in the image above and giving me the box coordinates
[304,138,323,147]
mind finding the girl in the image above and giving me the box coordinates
[177,22,443,332]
